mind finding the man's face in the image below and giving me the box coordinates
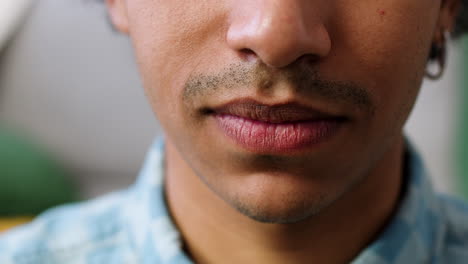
[108,0,451,223]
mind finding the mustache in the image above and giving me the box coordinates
[183,61,374,113]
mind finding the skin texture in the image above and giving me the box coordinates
[106,0,461,263]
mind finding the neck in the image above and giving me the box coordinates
[165,138,404,264]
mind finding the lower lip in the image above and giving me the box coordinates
[214,114,343,153]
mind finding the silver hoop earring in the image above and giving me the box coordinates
[425,34,447,81]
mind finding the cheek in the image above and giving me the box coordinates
[339,1,436,74]
[126,0,229,126]
[330,0,439,119]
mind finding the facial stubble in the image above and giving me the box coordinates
[179,60,376,224]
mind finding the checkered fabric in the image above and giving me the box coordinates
[0,139,467,263]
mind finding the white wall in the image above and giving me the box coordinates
[405,45,461,194]
[0,0,462,197]
[0,0,161,197]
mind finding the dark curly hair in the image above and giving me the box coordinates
[454,0,468,37]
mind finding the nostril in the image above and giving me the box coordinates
[239,48,258,62]
[297,54,321,64]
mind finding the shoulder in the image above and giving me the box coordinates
[0,190,138,264]
[436,194,468,263]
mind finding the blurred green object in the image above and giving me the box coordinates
[0,126,77,216]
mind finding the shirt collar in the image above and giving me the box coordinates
[352,141,444,263]
[126,139,443,264]
[123,139,192,263]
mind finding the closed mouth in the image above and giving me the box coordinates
[202,99,348,153]
[204,99,348,124]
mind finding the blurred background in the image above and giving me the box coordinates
[0,0,467,220]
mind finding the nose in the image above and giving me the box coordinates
[226,0,331,68]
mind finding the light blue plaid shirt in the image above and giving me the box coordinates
[1,140,468,263]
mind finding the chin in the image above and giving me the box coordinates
[228,185,338,224]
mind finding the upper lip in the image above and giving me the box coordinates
[208,99,346,123]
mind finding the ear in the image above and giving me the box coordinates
[105,0,130,34]
[435,0,462,39]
